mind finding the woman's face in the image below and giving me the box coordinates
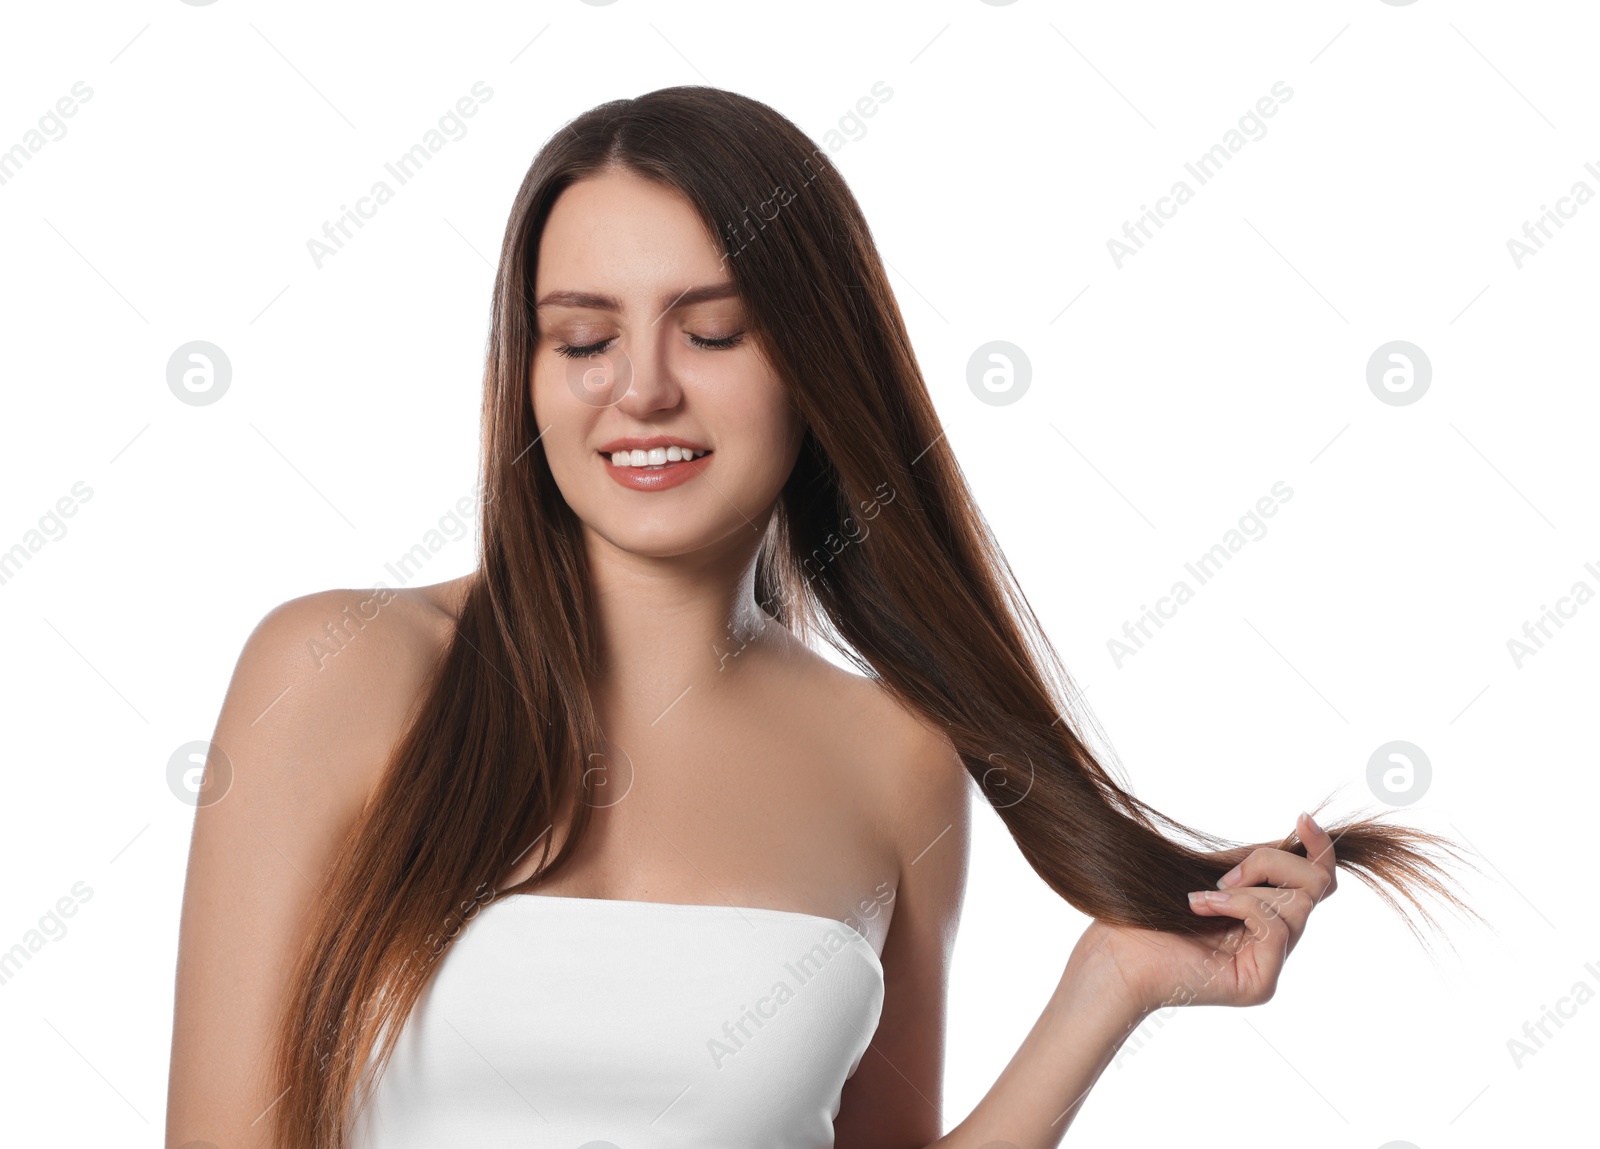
[530,167,803,560]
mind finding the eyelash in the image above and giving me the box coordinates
[551,332,745,359]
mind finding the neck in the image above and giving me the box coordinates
[580,515,787,709]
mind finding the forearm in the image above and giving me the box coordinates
[925,947,1147,1149]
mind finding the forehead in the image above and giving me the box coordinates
[534,168,726,297]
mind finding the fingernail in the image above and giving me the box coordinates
[1187,891,1206,907]
[1304,811,1322,833]
[1217,865,1242,888]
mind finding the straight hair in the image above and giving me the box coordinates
[270,85,1474,1147]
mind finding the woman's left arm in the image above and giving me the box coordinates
[837,725,1341,1149]
[949,812,1340,1148]
[831,721,972,1148]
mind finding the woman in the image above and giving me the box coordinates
[165,86,1470,1149]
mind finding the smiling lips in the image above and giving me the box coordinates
[597,435,712,492]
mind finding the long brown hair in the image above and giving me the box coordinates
[272,85,1475,1147]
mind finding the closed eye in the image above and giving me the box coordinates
[551,332,746,359]
[551,338,612,360]
[689,331,745,351]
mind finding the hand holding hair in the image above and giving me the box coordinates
[1072,810,1341,1017]
[932,812,1357,1148]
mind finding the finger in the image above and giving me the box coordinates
[1215,845,1329,898]
[1217,842,1336,903]
[1189,886,1308,937]
[1187,889,1297,1002]
[1196,889,1305,934]
[1296,810,1340,893]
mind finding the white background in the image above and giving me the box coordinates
[1,1,1595,1145]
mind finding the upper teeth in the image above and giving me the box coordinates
[610,446,707,467]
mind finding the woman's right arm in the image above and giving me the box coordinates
[165,589,442,1149]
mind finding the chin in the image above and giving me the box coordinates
[588,512,738,560]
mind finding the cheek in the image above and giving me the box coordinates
[731,369,800,453]
[743,408,804,499]
[768,397,805,467]
[529,362,558,425]
[530,367,599,472]
[532,361,586,427]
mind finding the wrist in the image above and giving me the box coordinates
[1060,941,1153,1031]
[1065,924,1157,1023]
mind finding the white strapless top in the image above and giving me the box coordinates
[346,893,886,1149]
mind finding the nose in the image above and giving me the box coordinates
[611,332,683,418]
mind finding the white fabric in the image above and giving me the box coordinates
[347,893,886,1148]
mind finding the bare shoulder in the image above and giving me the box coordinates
[235,573,474,809]
[167,572,475,1145]
[780,640,971,888]
[818,655,966,793]
[857,673,971,925]
[807,649,971,1142]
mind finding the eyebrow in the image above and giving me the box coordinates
[533,281,741,314]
